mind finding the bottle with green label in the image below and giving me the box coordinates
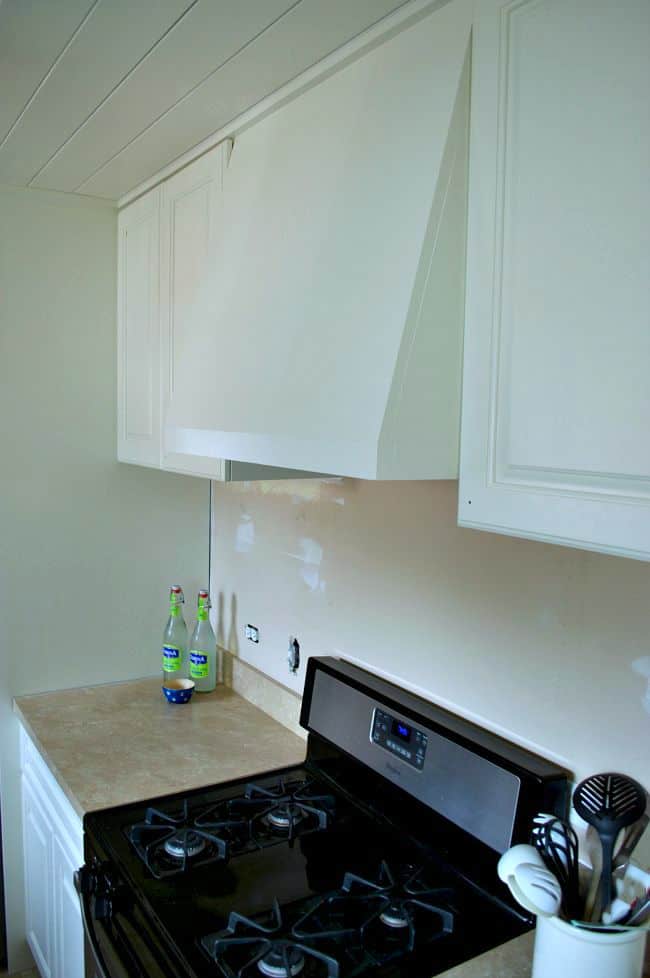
[162,585,188,682]
[189,589,217,692]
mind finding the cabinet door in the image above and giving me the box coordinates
[52,833,84,978]
[22,777,54,978]
[117,186,162,467]
[459,0,650,560]
[160,143,229,479]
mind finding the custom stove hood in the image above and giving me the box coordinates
[166,0,472,480]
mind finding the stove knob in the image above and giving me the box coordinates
[75,860,123,921]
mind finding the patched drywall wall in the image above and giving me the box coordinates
[211,477,650,862]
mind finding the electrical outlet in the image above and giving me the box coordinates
[288,636,300,673]
[245,624,259,644]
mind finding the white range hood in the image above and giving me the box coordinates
[166,0,472,480]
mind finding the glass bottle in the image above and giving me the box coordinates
[161,585,188,682]
[189,590,217,692]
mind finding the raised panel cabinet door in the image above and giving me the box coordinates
[160,142,229,479]
[22,777,54,978]
[52,833,84,978]
[459,0,650,560]
[117,185,162,467]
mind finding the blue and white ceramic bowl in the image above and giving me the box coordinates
[162,678,195,704]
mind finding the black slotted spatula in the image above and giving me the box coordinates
[573,772,646,920]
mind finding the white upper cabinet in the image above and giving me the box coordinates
[459,0,650,561]
[118,143,319,480]
[117,149,227,478]
[160,142,229,479]
[117,148,229,478]
[117,187,161,468]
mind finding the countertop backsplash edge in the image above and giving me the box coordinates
[220,648,306,741]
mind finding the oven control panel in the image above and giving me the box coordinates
[370,708,428,771]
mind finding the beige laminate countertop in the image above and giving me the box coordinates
[14,677,306,817]
[439,931,535,978]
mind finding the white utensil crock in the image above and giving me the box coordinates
[532,915,647,978]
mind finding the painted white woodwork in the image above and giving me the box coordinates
[53,834,84,978]
[115,0,453,210]
[160,143,229,479]
[459,0,650,561]
[36,0,295,197]
[74,0,416,201]
[1,0,412,201]
[117,186,162,468]
[0,0,95,144]
[0,1,194,186]
[20,727,84,978]
[166,0,472,479]
[120,148,315,480]
[21,778,53,978]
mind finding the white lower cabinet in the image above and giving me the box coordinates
[22,777,54,978]
[52,832,85,978]
[20,727,84,978]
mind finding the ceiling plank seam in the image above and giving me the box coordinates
[73,0,305,195]
[27,0,203,187]
[0,0,102,155]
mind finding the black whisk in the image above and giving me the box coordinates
[531,815,581,920]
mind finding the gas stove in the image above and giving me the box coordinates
[76,657,569,978]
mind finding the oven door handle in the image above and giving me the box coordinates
[74,864,115,978]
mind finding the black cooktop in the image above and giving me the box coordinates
[85,764,528,978]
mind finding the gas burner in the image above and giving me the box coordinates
[379,904,409,929]
[207,777,337,845]
[202,901,339,978]
[163,830,207,860]
[265,804,305,832]
[128,801,228,878]
[294,861,456,961]
[257,947,304,977]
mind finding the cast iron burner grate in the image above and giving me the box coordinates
[203,901,342,978]
[294,861,456,962]
[196,778,337,847]
[128,800,233,878]
[201,862,457,978]
[128,778,336,878]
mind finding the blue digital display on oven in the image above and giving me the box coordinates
[392,719,411,742]
[371,709,427,770]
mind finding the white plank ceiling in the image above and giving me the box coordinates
[0,0,409,201]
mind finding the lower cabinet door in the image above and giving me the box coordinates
[53,833,84,978]
[22,778,53,978]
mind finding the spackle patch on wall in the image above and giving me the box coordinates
[283,537,324,592]
[235,513,255,553]
[632,656,650,715]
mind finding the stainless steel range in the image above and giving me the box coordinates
[76,657,570,978]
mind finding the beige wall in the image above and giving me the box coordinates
[211,477,650,860]
[0,186,208,970]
